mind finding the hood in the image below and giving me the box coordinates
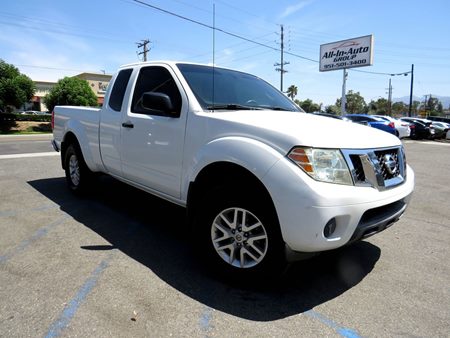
[204,110,401,153]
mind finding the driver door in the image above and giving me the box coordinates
[120,65,187,199]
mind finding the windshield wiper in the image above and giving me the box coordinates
[264,106,294,111]
[206,104,263,111]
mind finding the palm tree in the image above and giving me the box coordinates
[286,85,298,100]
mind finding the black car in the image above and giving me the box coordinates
[400,118,435,139]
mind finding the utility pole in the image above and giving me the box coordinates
[387,78,392,116]
[136,39,151,62]
[423,94,429,117]
[274,25,289,92]
[408,64,414,117]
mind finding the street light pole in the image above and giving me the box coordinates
[408,64,414,117]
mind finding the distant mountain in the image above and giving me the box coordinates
[394,95,450,108]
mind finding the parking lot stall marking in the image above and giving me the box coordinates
[43,218,144,337]
[45,256,112,338]
[0,152,59,160]
[0,204,61,218]
[199,306,214,333]
[0,210,16,218]
[304,310,361,338]
[0,215,69,264]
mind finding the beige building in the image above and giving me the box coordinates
[31,72,112,111]
[75,72,112,105]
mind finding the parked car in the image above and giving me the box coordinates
[426,116,450,124]
[431,122,449,139]
[344,114,396,135]
[312,112,352,121]
[373,115,411,138]
[400,118,435,139]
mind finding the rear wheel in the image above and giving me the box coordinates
[64,143,93,194]
[197,186,286,279]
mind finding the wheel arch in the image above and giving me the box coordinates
[186,161,280,229]
[61,131,80,170]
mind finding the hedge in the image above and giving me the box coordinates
[0,113,51,122]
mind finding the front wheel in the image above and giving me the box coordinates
[211,207,269,269]
[197,187,286,279]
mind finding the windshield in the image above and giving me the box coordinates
[177,63,302,112]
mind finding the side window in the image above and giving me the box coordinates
[131,66,182,117]
[108,69,133,112]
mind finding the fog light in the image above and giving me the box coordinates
[324,218,337,238]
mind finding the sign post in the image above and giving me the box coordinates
[320,35,374,114]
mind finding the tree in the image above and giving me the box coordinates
[367,98,388,115]
[425,96,443,116]
[336,90,367,114]
[391,101,406,116]
[297,99,321,113]
[325,104,340,114]
[44,77,98,112]
[410,100,420,115]
[0,59,35,112]
[286,85,298,100]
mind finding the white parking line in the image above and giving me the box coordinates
[403,140,450,147]
[0,152,59,160]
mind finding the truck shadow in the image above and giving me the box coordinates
[28,176,381,321]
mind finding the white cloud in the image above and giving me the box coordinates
[278,0,314,20]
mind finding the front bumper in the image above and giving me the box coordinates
[262,157,415,253]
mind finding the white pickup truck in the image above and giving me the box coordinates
[52,61,414,277]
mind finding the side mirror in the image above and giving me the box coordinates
[140,92,176,116]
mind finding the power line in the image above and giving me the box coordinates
[129,1,414,78]
[131,0,281,53]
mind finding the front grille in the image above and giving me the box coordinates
[349,154,365,182]
[374,149,400,180]
[343,146,405,191]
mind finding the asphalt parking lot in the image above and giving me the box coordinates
[0,134,449,337]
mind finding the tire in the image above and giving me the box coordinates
[196,186,286,280]
[64,143,93,194]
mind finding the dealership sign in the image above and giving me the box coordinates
[319,35,374,72]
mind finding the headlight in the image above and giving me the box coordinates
[287,147,353,185]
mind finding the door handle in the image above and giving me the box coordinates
[122,122,134,128]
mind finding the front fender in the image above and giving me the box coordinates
[182,136,285,200]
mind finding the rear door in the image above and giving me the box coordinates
[120,64,188,199]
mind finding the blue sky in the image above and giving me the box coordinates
[1,0,449,106]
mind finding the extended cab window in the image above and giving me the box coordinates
[131,66,182,117]
[108,69,132,112]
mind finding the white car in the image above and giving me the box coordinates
[374,115,411,138]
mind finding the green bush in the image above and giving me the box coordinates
[0,113,16,121]
[15,114,51,122]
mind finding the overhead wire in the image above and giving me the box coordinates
[129,0,415,77]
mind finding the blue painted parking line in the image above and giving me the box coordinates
[199,306,213,333]
[43,218,143,337]
[0,215,69,264]
[0,204,60,218]
[45,255,112,338]
[305,310,361,338]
